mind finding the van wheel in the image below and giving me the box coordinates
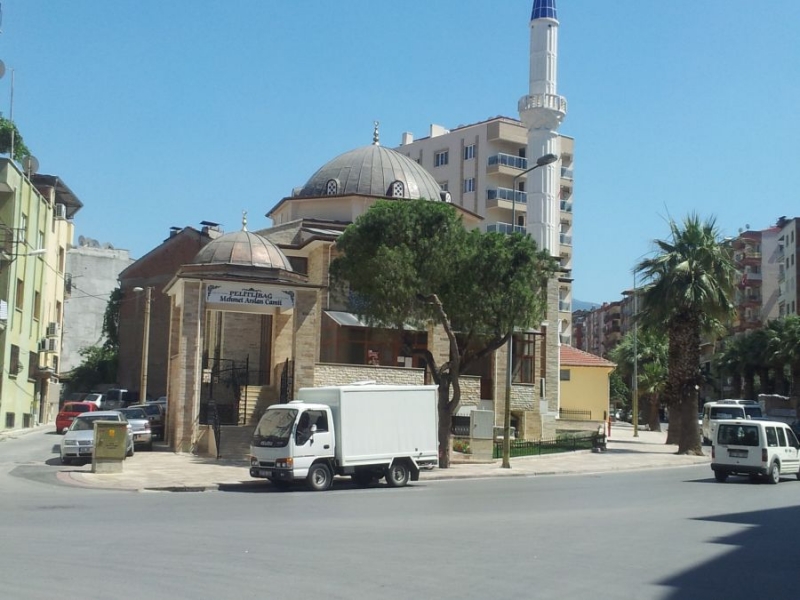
[306,463,333,491]
[768,462,780,484]
[714,471,728,483]
[386,461,410,488]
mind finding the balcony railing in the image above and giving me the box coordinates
[487,222,527,235]
[558,301,571,312]
[560,200,573,212]
[487,187,527,204]
[560,167,574,180]
[487,153,528,171]
[560,233,573,245]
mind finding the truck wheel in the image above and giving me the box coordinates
[768,461,780,485]
[386,462,410,488]
[713,470,727,483]
[306,463,333,491]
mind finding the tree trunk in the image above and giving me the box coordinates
[676,395,703,455]
[666,407,681,445]
[648,394,661,432]
[438,412,451,469]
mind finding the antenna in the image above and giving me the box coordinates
[23,155,38,175]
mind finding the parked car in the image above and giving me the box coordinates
[711,418,800,484]
[83,393,106,408]
[118,407,154,450]
[129,403,164,440]
[55,402,98,434]
[60,411,134,465]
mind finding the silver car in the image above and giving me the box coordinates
[119,407,154,450]
[60,411,134,465]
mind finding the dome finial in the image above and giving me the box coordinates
[242,210,248,231]
[373,121,380,146]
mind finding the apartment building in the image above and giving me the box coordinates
[0,161,81,429]
[395,119,575,343]
[776,217,800,318]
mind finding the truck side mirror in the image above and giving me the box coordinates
[310,424,317,434]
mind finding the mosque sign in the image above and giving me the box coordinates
[205,284,295,311]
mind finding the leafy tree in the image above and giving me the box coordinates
[0,116,31,161]
[330,199,558,468]
[609,371,629,410]
[103,288,122,350]
[636,214,737,454]
[770,315,800,397]
[66,288,121,391]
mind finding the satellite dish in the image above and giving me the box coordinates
[0,60,5,79]
[745,224,750,230]
[23,155,39,175]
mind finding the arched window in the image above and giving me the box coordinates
[389,180,405,198]
[325,179,339,195]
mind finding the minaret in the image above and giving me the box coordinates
[519,0,566,257]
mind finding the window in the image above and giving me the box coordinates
[58,247,65,273]
[463,178,475,193]
[37,230,45,253]
[766,427,778,447]
[514,333,538,384]
[389,181,405,198]
[325,179,338,195]
[33,291,41,321]
[560,369,571,381]
[777,427,787,447]
[434,150,449,168]
[9,344,20,378]
[15,279,24,310]
[306,410,329,433]
[20,214,27,244]
[28,351,37,382]
[55,301,62,325]
[464,144,475,160]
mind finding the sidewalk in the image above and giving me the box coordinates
[57,423,711,492]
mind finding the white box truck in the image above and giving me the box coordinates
[249,383,439,491]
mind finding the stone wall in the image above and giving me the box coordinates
[314,364,425,387]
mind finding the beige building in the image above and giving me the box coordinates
[162,142,564,453]
[0,161,80,430]
[395,119,575,344]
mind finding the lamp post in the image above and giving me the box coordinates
[502,152,559,469]
[632,270,639,438]
[134,286,153,404]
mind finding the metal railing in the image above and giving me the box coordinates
[559,408,592,421]
[488,153,528,170]
[492,431,599,458]
[487,187,527,203]
[487,222,527,235]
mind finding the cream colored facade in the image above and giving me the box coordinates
[559,346,615,427]
[395,120,575,344]
[0,160,78,430]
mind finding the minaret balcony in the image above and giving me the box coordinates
[519,93,567,113]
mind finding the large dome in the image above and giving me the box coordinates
[297,144,445,201]
[192,229,292,270]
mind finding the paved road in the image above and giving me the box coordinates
[3,425,798,599]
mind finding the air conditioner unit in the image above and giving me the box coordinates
[55,203,67,219]
[47,338,59,353]
[46,322,60,337]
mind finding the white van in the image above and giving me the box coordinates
[702,402,746,445]
[711,419,800,484]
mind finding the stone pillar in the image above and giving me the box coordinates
[292,289,320,394]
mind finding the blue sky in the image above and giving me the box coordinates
[2,1,799,304]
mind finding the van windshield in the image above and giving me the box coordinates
[710,407,744,419]
[253,409,298,448]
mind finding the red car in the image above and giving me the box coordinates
[56,402,99,434]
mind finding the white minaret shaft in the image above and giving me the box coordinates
[519,0,566,257]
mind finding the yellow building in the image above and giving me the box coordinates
[0,159,81,430]
[558,345,615,427]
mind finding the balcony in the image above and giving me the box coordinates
[560,200,573,212]
[560,233,573,246]
[487,222,526,235]
[487,153,528,177]
[487,187,527,206]
[560,167,574,180]
[558,301,571,312]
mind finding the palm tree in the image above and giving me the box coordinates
[636,214,738,455]
[639,360,667,432]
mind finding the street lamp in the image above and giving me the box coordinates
[133,286,153,404]
[502,152,559,469]
[632,269,639,438]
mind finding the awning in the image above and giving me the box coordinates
[324,311,426,332]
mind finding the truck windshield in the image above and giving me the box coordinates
[253,409,298,448]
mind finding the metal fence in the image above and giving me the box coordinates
[492,431,600,458]
[558,408,592,421]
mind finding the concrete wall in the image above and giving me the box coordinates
[62,245,133,373]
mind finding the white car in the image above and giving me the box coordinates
[60,411,134,465]
[711,418,800,484]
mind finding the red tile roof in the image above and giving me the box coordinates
[560,345,616,368]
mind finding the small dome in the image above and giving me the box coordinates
[193,230,292,270]
[297,144,444,201]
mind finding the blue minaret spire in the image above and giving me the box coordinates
[531,0,557,22]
